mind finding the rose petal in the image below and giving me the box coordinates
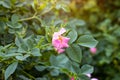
[58,28,66,35]
[86,74,91,78]
[52,39,61,48]
[91,78,98,80]
[57,48,65,53]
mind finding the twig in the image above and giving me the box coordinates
[18,12,37,22]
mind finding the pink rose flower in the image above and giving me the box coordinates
[91,78,98,80]
[52,28,70,53]
[71,77,75,80]
[90,47,97,54]
[86,74,98,80]
[86,74,91,77]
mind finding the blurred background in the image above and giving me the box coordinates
[67,0,120,80]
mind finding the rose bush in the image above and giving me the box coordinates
[0,0,98,80]
[1,0,119,80]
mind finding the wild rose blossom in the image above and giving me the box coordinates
[90,47,97,54]
[52,28,70,53]
[91,78,98,80]
[86,74,98,80]
[86,74,91,77]
[70,77,75,80]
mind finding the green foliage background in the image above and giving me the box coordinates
[0,0,120,80]
[70,0,120,80]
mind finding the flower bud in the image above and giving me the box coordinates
[90,47,97,54]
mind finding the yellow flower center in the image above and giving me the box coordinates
[58,36,63,42]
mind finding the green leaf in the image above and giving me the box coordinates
[35,65,47,71]
[40,4,53,15]
[66,44,82,63]
[16,38,28,51]
[18,75,30,80]
[50,54,69,68]
[35,77,47,80]
[6,22,14,28]
[11,14,19,24]
[4,62,18,80]
[67,29,78,44]
[26,37,34,50]
[56,3,70,12]
[15,37,28,50]
[68,19,86,28]
[81,64,94,74]
[20,43,28,51]
[15,1,26,7]
[16,54,30,61]
[78,74,90,80]
[15,37,23,47]
[0,21,6,34]
[61,4,70,12]
[31,48,41,56]
[56,3,62,9]
[105,45,114,57]
[69,62,81,74]
[0,1,11,8]
[14,23,22,28]
[50,69,59,76]
[5,53,22,57]
[7,22,22,29]
[77,35,98,48]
